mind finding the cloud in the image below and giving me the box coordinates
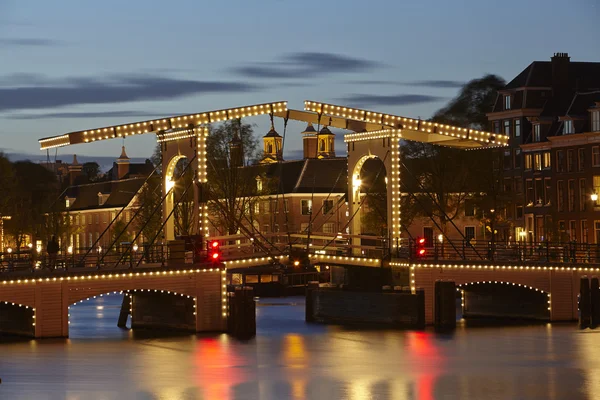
[347,79,465,88]
[0,74,261,112]
[4,110,183,120]
[338,94,444,107]
[0,38,60,47]
[232,52,382,79]
[406,80,465,89]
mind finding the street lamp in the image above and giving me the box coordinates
[591,193,598,202]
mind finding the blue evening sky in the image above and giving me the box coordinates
[0,0,598,164]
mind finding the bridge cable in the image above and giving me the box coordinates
[107,154,197,268]
[319,150,390,254]
[399,160,484,260]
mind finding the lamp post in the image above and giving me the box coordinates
[591,193,598,203]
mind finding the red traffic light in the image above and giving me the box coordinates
[210,241,219,249]
[418,248,426,256]
[418,238,426,245]
[211,252,220,260]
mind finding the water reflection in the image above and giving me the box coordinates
[0,296,598,399]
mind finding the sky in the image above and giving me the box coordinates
[0,0,599,166]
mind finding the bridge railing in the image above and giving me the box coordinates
[404,238,600,264]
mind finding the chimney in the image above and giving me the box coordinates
[116,146,130,179]
[301,123,318,159]
[551,52,570,94]
[68,154,83,186]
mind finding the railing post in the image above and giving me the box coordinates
[462,240,466,260]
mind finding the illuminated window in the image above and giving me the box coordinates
[323,199,334,215]
[543,152,551,169]
[534,153,542,171]
[503,120,510,136]
[301,199,312,215]
[323,223,335,234]
[525,154,532,169]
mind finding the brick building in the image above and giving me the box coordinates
[487,53,600,243]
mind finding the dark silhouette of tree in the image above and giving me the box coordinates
[82,161,101,182]
[206,119,262,235]
[401,74,506,238]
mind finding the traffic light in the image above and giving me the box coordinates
[207,240,221,263]
[416,237,426,258]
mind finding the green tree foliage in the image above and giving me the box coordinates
[401,74,506,238]
[207,119,260,166]
[110,218,132,247]
[150,143,162,174]
[173,158,195,237]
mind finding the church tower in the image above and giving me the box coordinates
[317,126,335,158]
[261,124,283,164]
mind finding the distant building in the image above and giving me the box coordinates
[487,53,600,243]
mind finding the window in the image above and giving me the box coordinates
[557,180,565,211]
[514,149,522,168]
[596,221,600,244]
[580,179,587,211]
[75,214,80,225]
[594,176,600,206]
[103,212,108,224]
[256,178,263,192]
[564,120,574,134]
[262,201,270,213]
[592,111,600,132]
[582,220,588,243]
[300,222,309,232]
[544,178,552,205]
[568,180,575,211]
[567,149,575,172]
[283,199,289,213]
[533,124,541,142]
[516,204,523,219]
[594,147,600,167]
[514,119,521,137]
[579,148,585,171]
[515,178,523,194]
[95,214,99,224]
[543,152,551,169]
[534,153,542,171]
[465,226,475,241]
[87,214,91,224]
[88,233,92,248]
[503,120,510,136]
[534,178,543,205]
[525,154,532,170]
[569,220,577,241]
[323,199,334,215]
[503,178,512,193]
[253,203,259,214]
[464,200,475,217]
[494,121,501,134]
[301,199,312,215]
[526,179,534,206]
[263,224,270,234]
[504,96,511,110]
[557,150,565,172]
[65,198,70,208]
[504,150,511,170]
[323,222,335,234]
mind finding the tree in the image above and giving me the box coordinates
[110,218,132,247]
[150,143,162,174]
[401,74,506,239]
[4,161,57,252]
[173,158,195,236]
[133,176,163,244]
[206,119,262,235]
[0,152,14,217]
[82,162,101,182]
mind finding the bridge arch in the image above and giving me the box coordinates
[159,127,207,241]
[347,130,401,255]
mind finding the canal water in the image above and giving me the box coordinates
[1,295,599,400]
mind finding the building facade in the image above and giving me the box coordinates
[488,53,600,244]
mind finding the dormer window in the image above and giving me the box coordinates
[533,124,541,142]
[65,197,70,208]
[256,176,263,192]
[98,192,109,206]
[564,120,574,134]
[504,95,511,110]
[592,111,600,132]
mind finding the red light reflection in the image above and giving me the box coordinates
[194,337,250,400]
[405,331,444,400]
